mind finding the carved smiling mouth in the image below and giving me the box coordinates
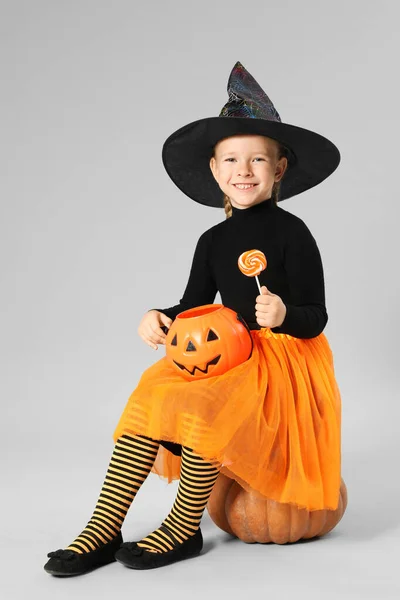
[173,354,221,376]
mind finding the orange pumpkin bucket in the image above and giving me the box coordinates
[113,308,342,512]
[165,304,253,381]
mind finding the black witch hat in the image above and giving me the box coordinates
[162,61,340,208]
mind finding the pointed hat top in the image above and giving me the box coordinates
[219,61,281,122]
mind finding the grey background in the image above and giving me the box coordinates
[1,0,399,597]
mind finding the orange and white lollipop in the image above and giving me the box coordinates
[238,249,267,294]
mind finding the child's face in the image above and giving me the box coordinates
[209,134,287,209]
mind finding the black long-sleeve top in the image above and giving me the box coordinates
[150,197,328,339]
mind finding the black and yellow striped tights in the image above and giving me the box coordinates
[65,434,221,555]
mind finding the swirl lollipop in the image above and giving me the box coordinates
[238,249,267,294]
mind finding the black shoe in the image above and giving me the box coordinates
[43,532,123,577]
[114,525,203,570]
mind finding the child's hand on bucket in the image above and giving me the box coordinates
[255,285,287,328]
[138,310,173,350]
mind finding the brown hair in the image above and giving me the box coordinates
[211,139,290,219]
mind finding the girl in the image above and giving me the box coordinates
[44,61,342,575]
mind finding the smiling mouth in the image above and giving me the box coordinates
[173,355,221,376]
[233,184,258,190]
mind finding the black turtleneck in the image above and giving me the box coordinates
[150,197,328,338]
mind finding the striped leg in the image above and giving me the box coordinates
[65,434,160,554]
[136,446,221,553]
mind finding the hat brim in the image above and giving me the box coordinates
[162,117,340,207]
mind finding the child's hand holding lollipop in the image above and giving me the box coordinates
[238,250,287,329]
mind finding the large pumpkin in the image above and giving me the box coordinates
[165,304,253,381]
[207,472,348,544]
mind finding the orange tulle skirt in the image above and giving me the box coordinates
[113,328,342,512]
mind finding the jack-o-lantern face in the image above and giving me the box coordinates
[165,304,253,381]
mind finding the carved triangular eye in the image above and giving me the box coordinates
[186,340,196,352]
[171,334,177,346]
[207,329,219,341]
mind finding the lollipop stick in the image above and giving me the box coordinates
[255,275,262,294]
